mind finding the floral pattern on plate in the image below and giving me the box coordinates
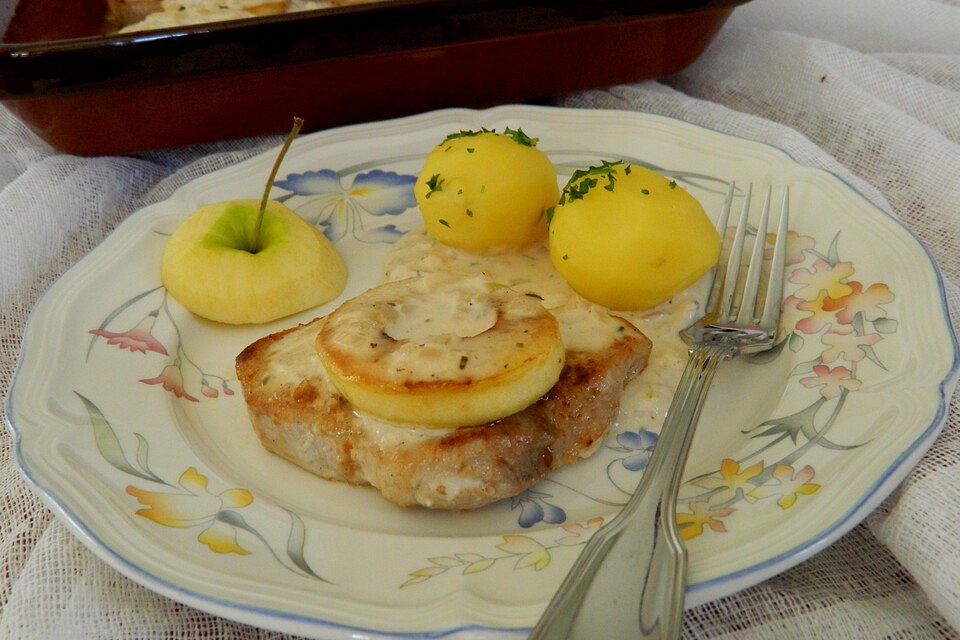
[10,106,955,639]
[89,164,897,578]
[89,287,236,402]
[401,222,899,586]
[76,393,327,581]
[274,169,417,244]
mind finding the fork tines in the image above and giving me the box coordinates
[707,182,790,336]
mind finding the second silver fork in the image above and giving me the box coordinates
[529,183,790,640]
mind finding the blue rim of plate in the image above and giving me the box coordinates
[6,104,959,639]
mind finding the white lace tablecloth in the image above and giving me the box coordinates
[2,1,959,638]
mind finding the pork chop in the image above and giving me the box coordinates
[236,313,651,509]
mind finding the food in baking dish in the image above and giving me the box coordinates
[105,0,369,32]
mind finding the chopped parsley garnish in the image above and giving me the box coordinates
[466,148,475,153]
[438,219,451,228]
[562,177,597,204]
[424,173,444,198]
[562,254,569,260]
[668,180,677,189]
[442,128,492,142]
[545,206,555,226]
[557,160,628,205]
[502,127,539,147]
[466,209,473,217]
[459,355,468,369]
[641,188,650,195]
[439,127,539,147]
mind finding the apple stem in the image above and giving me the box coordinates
[253,116,304,253]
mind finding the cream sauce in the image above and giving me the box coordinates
[384,229,706,435]
[319,273,559,385]
[261,320,456,449]
[268,228,703,452]
[382,281,497,343]
[261,227,703,507]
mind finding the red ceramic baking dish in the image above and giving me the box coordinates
[0,0,746,156]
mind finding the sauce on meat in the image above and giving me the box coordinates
[384,229,705,436]
[264,228,702,448]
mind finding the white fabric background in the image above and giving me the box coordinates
[2,0,960,638]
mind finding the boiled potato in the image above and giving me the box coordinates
[548,162,720,311]
[414,129,559,251]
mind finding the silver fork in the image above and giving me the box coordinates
[528,182,790,640]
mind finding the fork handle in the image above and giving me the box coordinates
[528,344,734,640]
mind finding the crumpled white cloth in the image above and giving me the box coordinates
[2,0,959,638]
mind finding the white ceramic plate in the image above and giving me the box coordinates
[7,106,959,639]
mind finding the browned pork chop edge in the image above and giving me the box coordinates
[236,316,651,509]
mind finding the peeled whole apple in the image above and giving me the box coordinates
[161,199,347,324]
